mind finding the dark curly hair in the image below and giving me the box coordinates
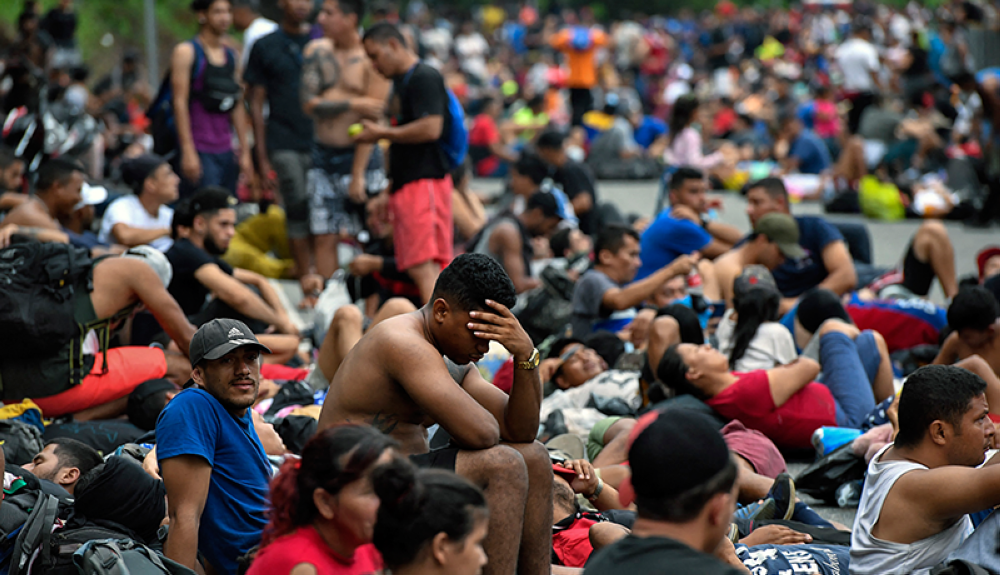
[431,253,516,311]
[947,286,1000,332]
[260,425,398,548]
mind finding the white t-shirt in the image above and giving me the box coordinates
[242,17,278,69]
[715,310,797,372]
[99,195,174,252]
[835,38,880,93]
[454,33,489,80]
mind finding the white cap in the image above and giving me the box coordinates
[74,183,108,211]
[121,245,173,288]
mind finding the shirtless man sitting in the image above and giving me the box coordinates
[301,0,390,280]
[934,286,1000,375]
[0,245,195,420]
[850,365,1000,575]
[712,213,803,308]
[317,254,552,575]
[0,158,79,246]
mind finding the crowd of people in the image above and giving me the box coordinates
[1,0,1000,573]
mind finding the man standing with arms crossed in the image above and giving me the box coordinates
[245,0,320,303]
[301,0,390,281]
[357,22,454,303]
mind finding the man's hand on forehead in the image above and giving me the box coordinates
[467,299,534,361]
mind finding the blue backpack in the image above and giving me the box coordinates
[570,26,594,51]
[402,65,468,170]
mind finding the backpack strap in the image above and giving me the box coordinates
[10,493,59,575]
[189,39,208,89]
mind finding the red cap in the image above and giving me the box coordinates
[977,247,1000,281]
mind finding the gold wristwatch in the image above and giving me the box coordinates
[516,348,540,370]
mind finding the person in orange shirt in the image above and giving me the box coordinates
[550,23,607,126]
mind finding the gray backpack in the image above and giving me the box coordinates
[72,540,196,575]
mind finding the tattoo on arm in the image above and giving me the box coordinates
[301,46,341,110]
[369,411,399,435]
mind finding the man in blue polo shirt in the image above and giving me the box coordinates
[158,319,272,575]
[635,167,742,281]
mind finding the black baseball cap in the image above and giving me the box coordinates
[189,319,271,367]
[127,378,179,431]
[618,408,731,507]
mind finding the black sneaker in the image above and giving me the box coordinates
[767,473,796,520]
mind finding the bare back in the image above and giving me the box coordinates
[303,38,386,147]
[2,200,59,230]
[317,312,484,455]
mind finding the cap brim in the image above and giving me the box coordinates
[201,340,272,361]
[778,243,806,259]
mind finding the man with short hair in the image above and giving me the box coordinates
[471,190,562,294]
[713,213,804,306]
[170,0,252,197]
[835,23,882,135]
[571,225,697,338]
[358,22,455,303]
[165,187,298,335]
[934,286,1000,374]
[849,364,1000,575]
[231,0,276,70]
[301,0,390,280]
[635,167,742,282]
[244,0,315,300]
[0,158,82,245]
[99,154,178,251]
[584,409,744,574]
[316,254,552,575]
[159,319,272,575]
[744,177,856,308]
[22,438,102,496]
[537,130,601,237]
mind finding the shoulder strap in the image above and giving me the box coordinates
[189,39,207,83]
[10,493,59,575]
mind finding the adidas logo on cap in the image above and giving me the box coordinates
[228,327,243,339]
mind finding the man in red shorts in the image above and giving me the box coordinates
[2,245,196,419]
[357,22,454,303]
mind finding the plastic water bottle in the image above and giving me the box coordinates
[836,480,863,508]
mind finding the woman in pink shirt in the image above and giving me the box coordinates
[663,94,725,170]
[248,425,398,575]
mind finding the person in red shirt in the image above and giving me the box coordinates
[468,97,517,177]
[657,320,883,450]
[248,425,398,575]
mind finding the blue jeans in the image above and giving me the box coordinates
[179,150,238,200]
[820,331,879,428]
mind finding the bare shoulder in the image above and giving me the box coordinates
[363,313,436,356]
[304,38,333,57]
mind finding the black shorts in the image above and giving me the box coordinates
[902,241,935,297]
[409,446,459,471]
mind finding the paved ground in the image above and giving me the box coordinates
[476,177,1000,527]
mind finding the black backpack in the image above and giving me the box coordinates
[0,241,94,357]
[10,493,137,575]
[0,241,137,400]
[74,539,197,575]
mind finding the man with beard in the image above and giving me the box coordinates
[165,187,298,335]
[22,438,103,496]
[158,319,272,575]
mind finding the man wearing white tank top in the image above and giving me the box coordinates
[851,364,1000,575]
